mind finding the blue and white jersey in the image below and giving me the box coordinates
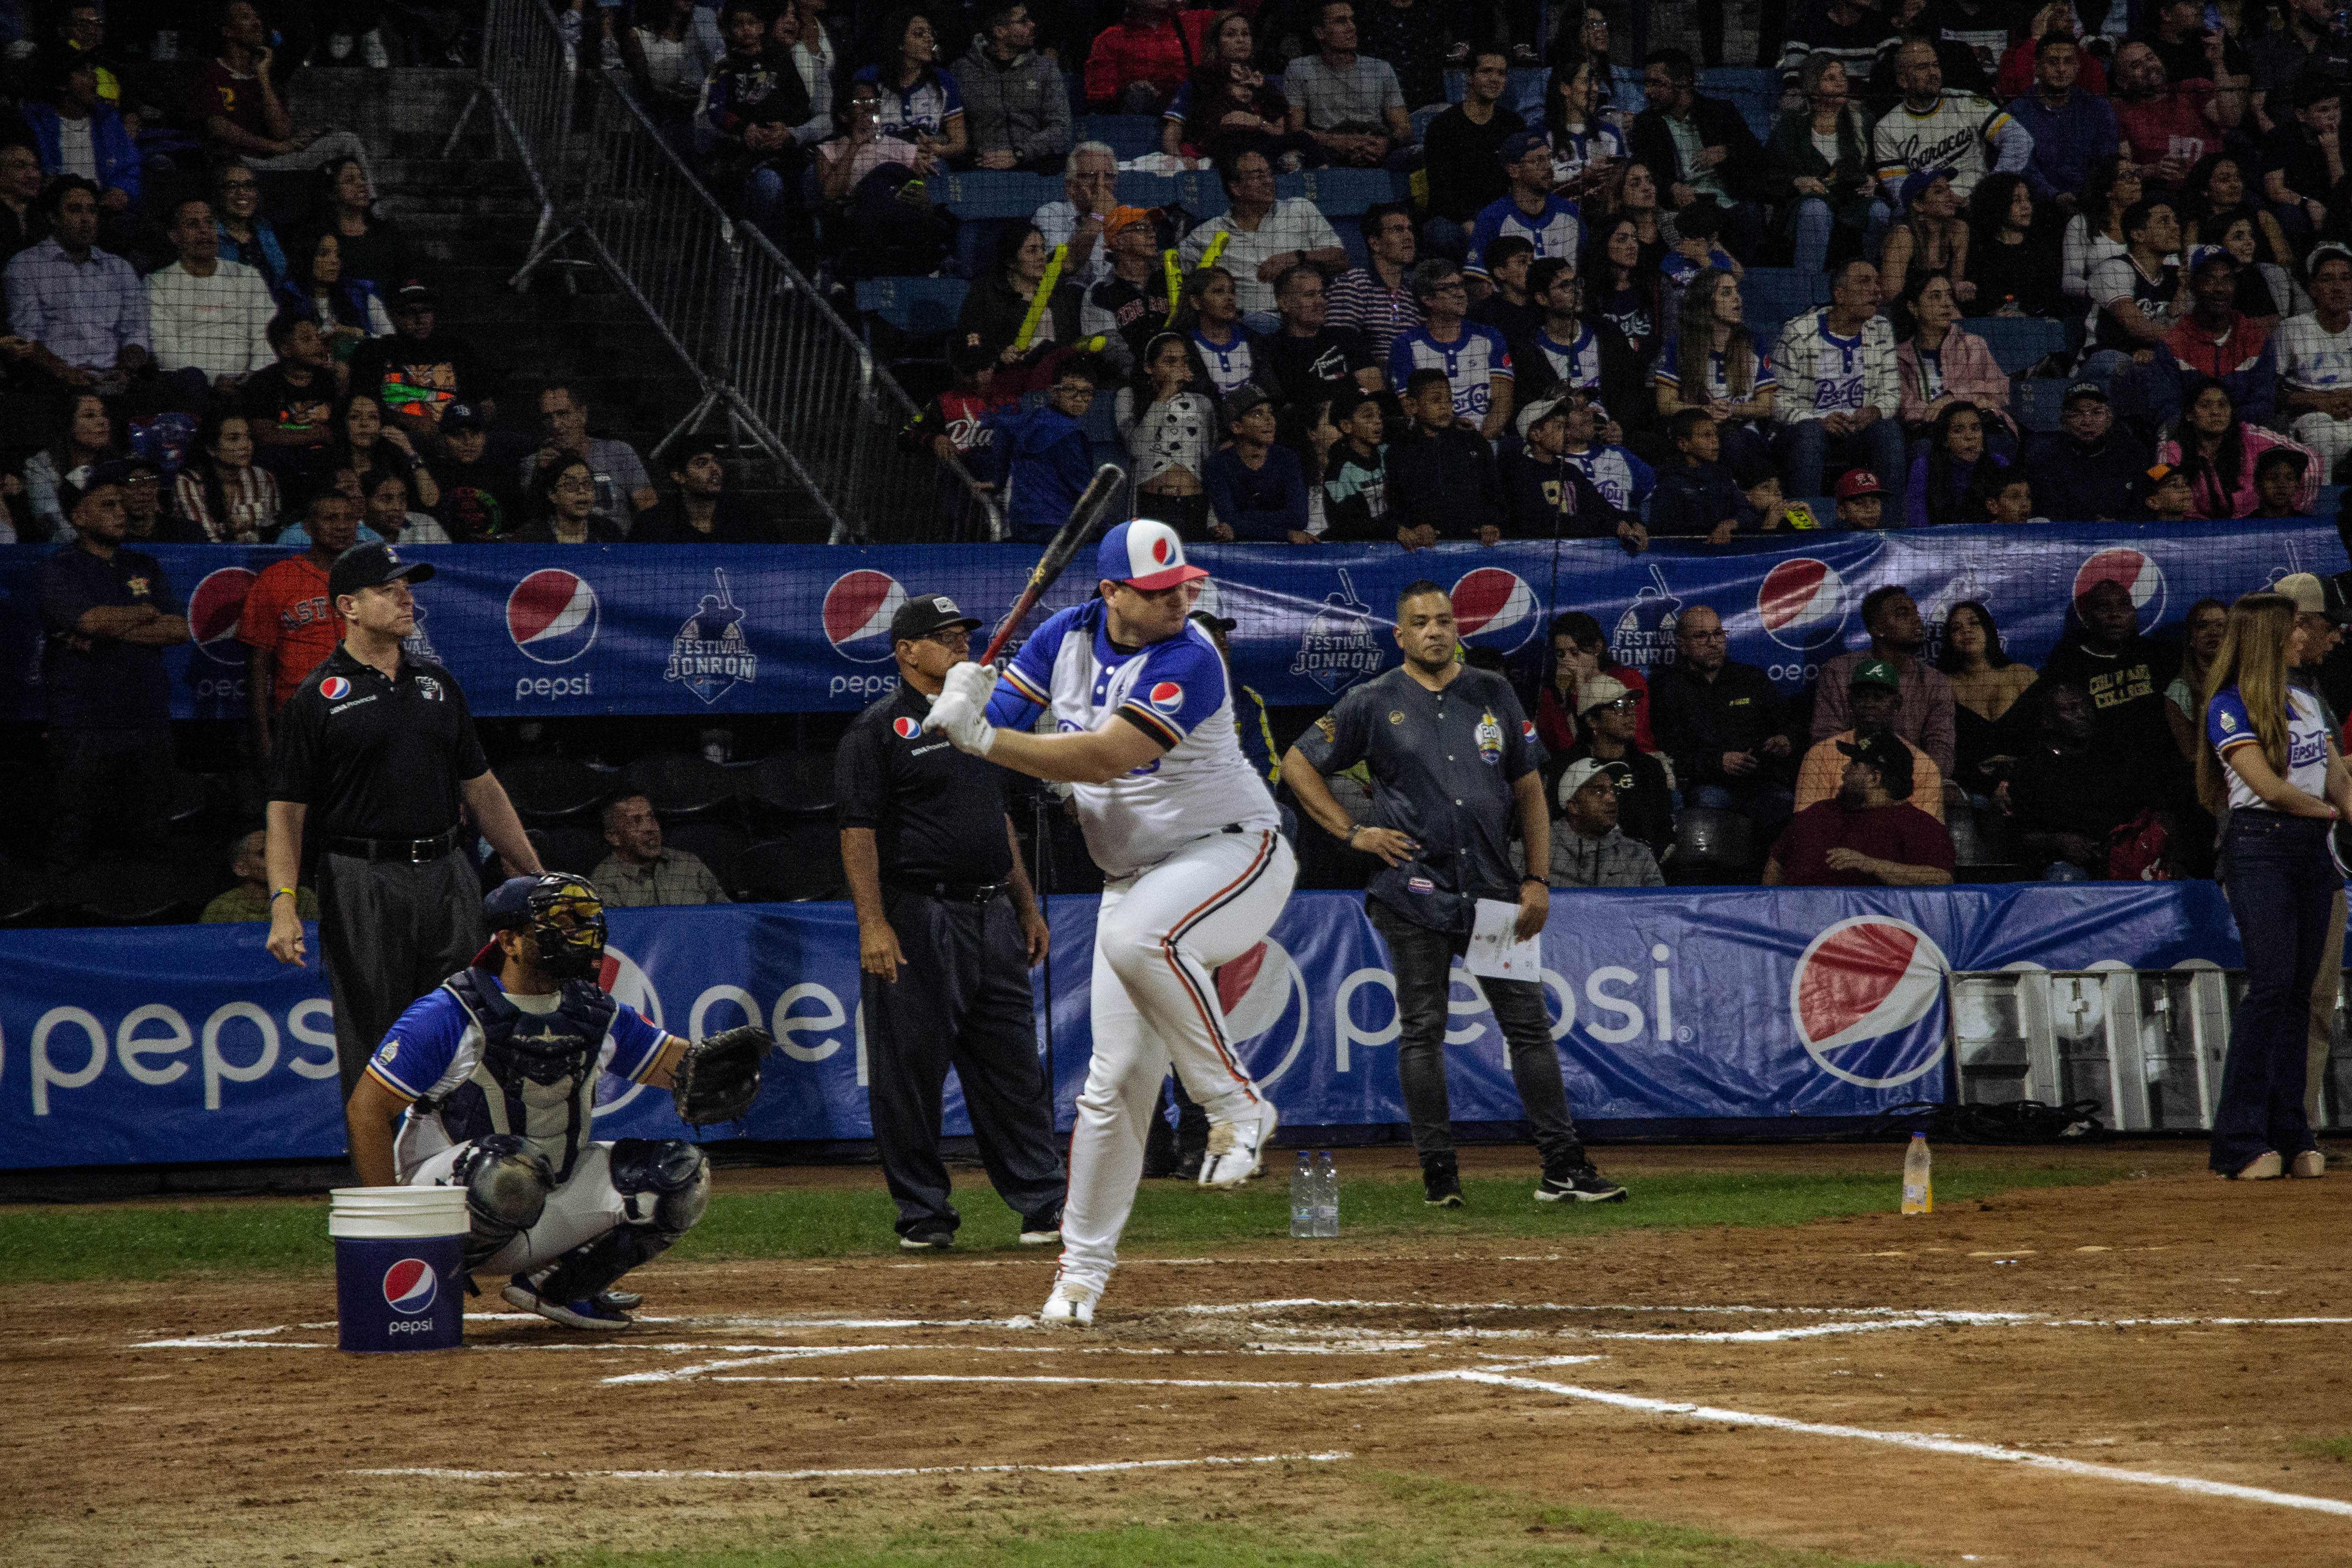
[986,600,1280,877]
[851,64,964,135]
[1388,321,1515,423]
[2207,683,2330,813]
[1659,245,1737,291]
[1533,324,1603,391]
[1794,317,1869,415]
[1564,441,1656,511]
[1192,326,1257,395]
[1651,333,1777,407]
[1465,193,1583,280]
[1548,121,1627,190]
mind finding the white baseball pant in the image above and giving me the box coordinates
[1056,826,1296,1297]
[408,1139,632,1276]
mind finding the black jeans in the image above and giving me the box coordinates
[318,848,487,1103]
[1367,897,1583,1171]
[863,888,1066,1237]
[45,725,173,885]
[2212,810,2333,1171]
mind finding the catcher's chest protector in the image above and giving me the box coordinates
[439,968,619,1183]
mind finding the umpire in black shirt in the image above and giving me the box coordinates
[264,543,543,1103]
[836,593,1066,1251]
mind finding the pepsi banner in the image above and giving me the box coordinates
[0,882,2248,1171]
[0,522,2326,720]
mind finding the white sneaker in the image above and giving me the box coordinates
[1198,1098,1278,1189]
[361,29,390,67]
[1040,1281,1096,1326]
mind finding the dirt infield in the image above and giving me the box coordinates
[8,1142,2352,1568]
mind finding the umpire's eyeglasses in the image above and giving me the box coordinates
[923,628,972,650]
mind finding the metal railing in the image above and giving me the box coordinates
[449,0,999,542]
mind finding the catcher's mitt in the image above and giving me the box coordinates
[670,1024,775,1127]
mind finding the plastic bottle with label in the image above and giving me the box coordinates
[1312,1150,1339,1238]
[1901,1132,1933,1215]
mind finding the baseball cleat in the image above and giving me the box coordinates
[1198,1099,1279,1189]
[598,1288,643,1311]
[1018,1212,1063,1246]
[1040,1282,1097,1326]
[1535,1166,1629,1204]
[900,1227,955,1251]
[504,1273,634,1331]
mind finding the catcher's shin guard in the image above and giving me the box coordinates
[453,1134,554,1268]
[535,1139,709,1302]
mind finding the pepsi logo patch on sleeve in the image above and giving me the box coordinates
[1520,719,1537,742]
[320,675,350,700]
[893,716,921,739]
[1148,681,1185,716]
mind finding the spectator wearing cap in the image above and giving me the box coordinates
[242,491,367,772]
[1084,0,1215,114]
[1178,149,1348,326]
[1814,587,1958,778]
[2007,679,2171,880]
[2005,30,2120,217]
[1388,259,1516,443]
[1421,50,1528,252]
[21,50,141,219]
[1320,384,1398,543]
[203,829,321,924]
[523,381,658,527]
[1631,48,1769,262]
[2251,447,2317,516]
[1284,1,1414,170]
[1326,202,1424,366]
[1650,603,1796,839]
[348,281,498,436]
[1388,366,1505,541]
[1797,658,1948,819]
[3,177,150,402]
[1832,465,1886,527]
[1466,132,1586,293]
[1875,168,1968,305]
[264,541,541,1103]
[1771,257,1904,510]
[1736,448,1806,529]
[1552,675,1674,861]
[2020,381,2152,520]
[1204,385,1313,542]
[1559,393,1656,517]
[2159,380,2321,518]
[1503,392,1638,546]
[1535,758,1665,887]
[2153,248,2274,427]
[1256,263,1381,409]
[593,793,732,907]
[956,2,1072,173]
[36,465,186,888]
[1032,144,1123,291]
[1466,236,1542,343]
[429,403,532,542]
[631,440,785,543]
[2130,459,2197,520]
[242,314,345,487]
[2267,247,2352,477]
[1650,406,1756,542]
[1767,731,1956,886]
[2034,575,2187,785]
[988,355,1104,544]
[1079,207,1173,369]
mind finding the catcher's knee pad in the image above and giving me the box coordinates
[453,1134,554,1231]
[608,1137,710,1236]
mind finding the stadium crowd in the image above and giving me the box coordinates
[21,0,2352,920]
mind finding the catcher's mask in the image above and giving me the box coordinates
[479,873,608,979]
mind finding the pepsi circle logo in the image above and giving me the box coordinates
[1151,534,1173,565]
[381,1257,439,1315]
[1215,937,1311,1088]
[187,567,258,666]
[320,676,351,701]
[893,716,921,739]
[2073,548,2166,630]
[1450,568,1540,652]
[1788,916,1950,1089]
[591,943,665,1120]
[1148,680,1185,715]
[823,570,907,664]
[1758,558,1849,651]
[507,569,601,665]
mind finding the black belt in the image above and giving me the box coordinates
[326,825,464,863]
[887,875,1009,904]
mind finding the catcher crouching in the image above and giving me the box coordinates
[343,873,772,1330]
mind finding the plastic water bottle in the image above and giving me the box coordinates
[1290,1152,1314,1238]
[1312,1150,1339,1238]
[1901,1132,1933,1215]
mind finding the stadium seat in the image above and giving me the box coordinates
[622,752,736,819]
[1666,808,1757,883]
[529,826,607,880]
[663,821,751,897]
[2319,484,2347,515]
[1079,114,1164,159]
[2014,379,2068,433]
[1743,268,1831,322]
[1700,67,1779,144]
[498,755,617,824]
[745,751,838,820]
[855,277,970,338]
[925,171,1058,219]
[1297,168,1403,216]
[739,824,847,901]
[1175,169,1229,219]
[64,861,195,925]
[1972,316,2069,376]
[0,857,46,925]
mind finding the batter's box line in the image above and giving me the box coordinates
[676,1357,1607,1391]
[1459,1371,2352,1520]
[353,1452,1355,1483]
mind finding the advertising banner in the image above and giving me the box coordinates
[0,882,2247,1171]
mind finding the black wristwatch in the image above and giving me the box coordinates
[1521,875,1546,887]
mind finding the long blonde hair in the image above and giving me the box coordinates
[2196,591,2298,814]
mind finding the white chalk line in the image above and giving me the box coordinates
[685,1357,1604,1392]
[1459,1371,2352,1519]
[353,1451,1356,1483]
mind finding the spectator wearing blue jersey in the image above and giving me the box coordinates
[1656,199,1743,326]
[1771,258,1906,511]
[991,357,1104,542]
[853,8,968,164]
[1172,266,1267,397]
[1505,392,1642,546]
[1466,131,1586,293]
[1652,266,1774,476]
[1388,258,1516,443]
[1510,257,1648,422]
[1560,394,1658,515]
[1204,385,1314,542]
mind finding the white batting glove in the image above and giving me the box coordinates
[939,660,998,710]
[924,690,996,753]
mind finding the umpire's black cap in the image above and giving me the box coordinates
[889,593,982,645]
[328,542,437,603]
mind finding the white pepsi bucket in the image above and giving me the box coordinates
[329,1187,469,1353]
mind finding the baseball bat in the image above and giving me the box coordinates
[977,462,1127,667]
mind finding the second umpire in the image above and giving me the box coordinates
[836,592,1067,1251]
[265,543,544,1103]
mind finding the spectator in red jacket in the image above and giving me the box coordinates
[1084,0,1216,113]
[1535,610,1656,756]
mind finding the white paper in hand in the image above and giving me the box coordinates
[1466,898,1541,980]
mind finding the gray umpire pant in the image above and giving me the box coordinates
[862,888,1066,1239]
[2307,886,2347,1130]
[319,849,487,1104]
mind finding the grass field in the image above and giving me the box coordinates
[0,1163,2125,1283]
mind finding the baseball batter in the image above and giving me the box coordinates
[924,520,1293,1326]
[342,873,770,1330]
